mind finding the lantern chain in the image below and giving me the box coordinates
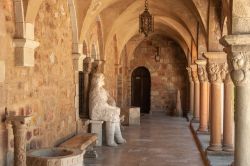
[145,0,148,10]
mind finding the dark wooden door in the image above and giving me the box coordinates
[79,71,84,117]
[131,67,151,113]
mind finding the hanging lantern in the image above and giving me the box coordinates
[139,0,154,37]
[155,46,161,62]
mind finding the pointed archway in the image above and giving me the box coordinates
[131,67,151,113]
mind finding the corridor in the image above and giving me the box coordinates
[86,112,204,166]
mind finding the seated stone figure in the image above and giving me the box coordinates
[89,73,126,146]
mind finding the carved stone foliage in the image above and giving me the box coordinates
[13,124,27,166]
[228,52,250,86]
[207,62,228,83]
[197,66,208,82]
[191,70,199,82]
[186,68,193,82]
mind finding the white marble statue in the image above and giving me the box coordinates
[89,73,126,146]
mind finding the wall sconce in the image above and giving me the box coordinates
[155,46,160,62]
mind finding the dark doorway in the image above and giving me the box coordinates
[131,67,151,113]
[79,71,85,117]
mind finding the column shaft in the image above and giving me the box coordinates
[223,75,234,152]
[13,124,26,166]
[193,81,200,122]
[198,82,209,132]
[235,86,250,165]
[207,83,222,151]
[189,81,194,115]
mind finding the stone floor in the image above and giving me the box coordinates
[85,112,205,166]
[190,123,234,166]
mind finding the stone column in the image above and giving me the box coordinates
[190,65,200,122]
[6,115,32,166]
[82,57,93,118]
[195,60,209,133]
[186,67,194,117]
[223,73,234,152]
[204,52,227,151]
[221,34,250,165]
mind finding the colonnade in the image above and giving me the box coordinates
[188,52,235,151]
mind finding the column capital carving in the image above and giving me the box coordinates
[203,52,228,83]
[6,115,32,126]
[220,34,250,86]
[186,67,193,82]
[190,65,199,82]
[83,57,94,73]
[195,59,208,82]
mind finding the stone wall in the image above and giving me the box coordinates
[104,37,118,99]
[128,35,188,114]
[0,0,76,165]
[0,1,15,165]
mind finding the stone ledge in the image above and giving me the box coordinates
[13,38,40,67]
[190,122,234,166]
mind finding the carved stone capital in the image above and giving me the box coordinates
[83,57,94,74]
[195,59,208,82]
[220,34,250,86]
[186,67,193,82]
[190,65,199,82]
[203,52,228,83]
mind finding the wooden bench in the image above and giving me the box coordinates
[59,133,98,158]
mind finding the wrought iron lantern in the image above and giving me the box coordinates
[155,46,160,62]
[139,0,154,37]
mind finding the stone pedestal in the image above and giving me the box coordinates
[129,107,140,125]
[196,59,209,133]
[90,120,104,146]
[191,65,200,122]
[6,115,32,166]
[204,52,227,152]
[121,107,140,125]
[221,34,250,165]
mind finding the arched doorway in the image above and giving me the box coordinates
[131,67,151,113]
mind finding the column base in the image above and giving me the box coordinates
[223,144,234,152]
[191,117,200,123]
[207,144,222,152]
[196,129,209,135]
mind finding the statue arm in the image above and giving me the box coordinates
[107,91,116,106]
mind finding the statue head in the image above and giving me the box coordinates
[91,73,105,89]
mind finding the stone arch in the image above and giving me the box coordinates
[83,40,88,55]
[25,0,43,23]
[127,64,153,107]
[91,44,98,60]
[12,0,25,38]
[12,0,40,67]
[96,16,104,60]
[68,0,80,53]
